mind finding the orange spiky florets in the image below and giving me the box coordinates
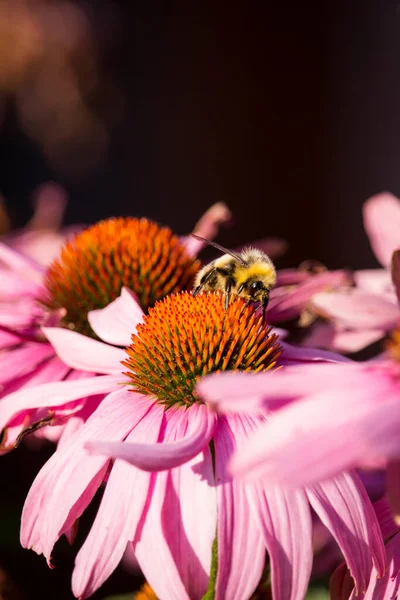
[124,291,282,407]
[39,217,200,337]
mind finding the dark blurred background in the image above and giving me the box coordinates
[1,1,400,598]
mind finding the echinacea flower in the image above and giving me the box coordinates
[301,193,400,353]
[7,290,385,599]
[0,204,230,450]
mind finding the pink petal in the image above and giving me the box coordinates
[181,202,232,256]
[247,482,312,600]
[87,288,144,346]
[0,241,44,281]
[0,269,43,299]
[373,496,400,540]
[363,192,400,267]
[279,340,352,364]
[134,472,190,600]
[311,290,400,330]
[306,472,386,594]
[302,322,385,353]
[42,326,126,374]
[197,363,359,415]
[72,403,164,598]
[268,270,349,322]
[0,374,120,435]
[213,416,265,600]
[0,343,55,385]
[86,403,216,471]
[21,389,153,561]
[350,532,400,600]
[235,237,288,260]
[229,369,398,486]
[354,269,394,297]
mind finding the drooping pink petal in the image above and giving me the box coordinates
[349,532,400,600]
[363,192,400,267]
[181,202,232,256]
[197,363,360,415]
[0,373,120,436]
[0,241,44,281]
[72,403,164,599]
[0,343,55,385]
[311,290,400,330]
[279,340,352,364]
[133,407,216,600]
[213,415,265,600]
[21,388,153,562]
[86,403,216,471]
[87,288,143,347]
[228,370,400,486]
[0,269,43,299]
[247,482,312,600]
[373,496,400,541]
[42,326,126,374]
[306,472,386,594]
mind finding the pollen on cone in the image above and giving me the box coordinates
[39,217,200,336]
[124,291,282,407]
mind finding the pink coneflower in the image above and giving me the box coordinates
[7,290,385,599]
[0,204,229,450]
[301,193,400,353]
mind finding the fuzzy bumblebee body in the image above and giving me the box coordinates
[192,235,276,318]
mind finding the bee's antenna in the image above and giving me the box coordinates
[191,234,245,265]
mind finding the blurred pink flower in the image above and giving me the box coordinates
[12,290,384,599]
[3,182,82,266]
[301,193,400,353]
[0,206,228,451]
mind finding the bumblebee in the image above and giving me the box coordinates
[191,234,276,321]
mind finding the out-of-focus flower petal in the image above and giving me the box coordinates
[0,241,44,281]
[0,269,43,299]
[246,482,312,600]
[311,290,400,330]
[227,371,400,485]
[21,389,153,562]
[72,403,164,598]
[213,416,265,600]
[86,403,216,472]
[0,342,55,385]
[235,237,288,260]
[355,269,394,297]
[279,340,352,364]
[363,192,400,267]
[88,287,144,346]
[180,202,232,256]
[268,270,349,322]
[386,460,400,524]
[302,322,385,354]
[306,472,386,593]
[42,326,126,374]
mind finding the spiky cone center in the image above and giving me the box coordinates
[39,217,200,337]
[124,291,282,407]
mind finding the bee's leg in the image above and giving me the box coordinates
[261,294,269,325]
[192,286,202,296]
[224,278,234,310]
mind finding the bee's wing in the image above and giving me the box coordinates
[190,234,246,265]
